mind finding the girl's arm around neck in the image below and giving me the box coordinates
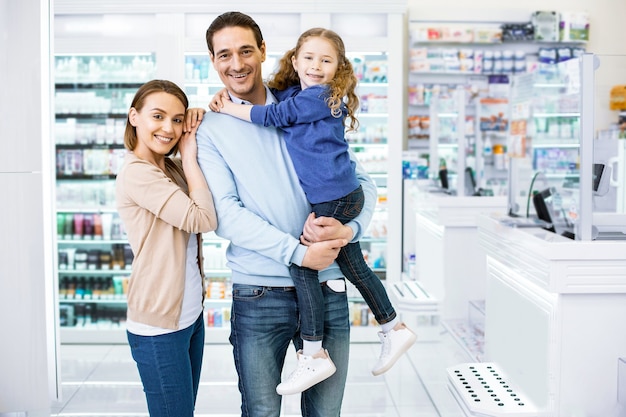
[218,99,253,122]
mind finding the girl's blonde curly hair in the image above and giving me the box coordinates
[267,27,360,132]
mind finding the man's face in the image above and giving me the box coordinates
[210,26,266,104]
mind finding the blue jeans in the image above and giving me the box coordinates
[230,281,350,417]
[127,313,205,417]
[290,185,396,341]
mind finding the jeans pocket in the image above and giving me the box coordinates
[325,279,347,293]
[232,285,264,301]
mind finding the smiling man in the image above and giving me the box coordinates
[195,11,378,417]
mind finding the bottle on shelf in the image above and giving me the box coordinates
[483,134,493,165]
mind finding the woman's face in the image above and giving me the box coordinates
[129,91,186,162]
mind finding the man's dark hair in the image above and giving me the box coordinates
[205,11,264,56]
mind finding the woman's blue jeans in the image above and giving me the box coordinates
[230,281,350,417]
[127,313,205,417]
[290,185,396,342]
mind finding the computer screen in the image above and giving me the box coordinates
[464,167,477,196]
[532,188,557,233]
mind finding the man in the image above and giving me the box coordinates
[196,11,377,417]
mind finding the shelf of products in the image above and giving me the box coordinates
[54,55,148,340]
[407,18,586,191]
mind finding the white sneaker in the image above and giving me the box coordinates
[372,324,417,376]
[276,349,336,395]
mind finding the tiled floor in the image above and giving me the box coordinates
[51,326,472,417]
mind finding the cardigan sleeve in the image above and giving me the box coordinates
[118,158,217,234]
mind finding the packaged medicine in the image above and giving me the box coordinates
[532,11,560,42]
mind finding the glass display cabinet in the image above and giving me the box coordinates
[507,53,626,240]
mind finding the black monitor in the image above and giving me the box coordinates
[464,167,477,196]
[439,168,449,189]
[532,188,556,233]
[593,164,604,191]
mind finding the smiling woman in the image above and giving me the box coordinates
[128,90,187,163]
[114,79,217,416]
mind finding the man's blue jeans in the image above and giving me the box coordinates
[127,313,205,417]
[290,185,396,342]
[230,281,350,417]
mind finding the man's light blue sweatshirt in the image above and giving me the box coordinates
[196,87,377,287]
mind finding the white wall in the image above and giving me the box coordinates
[0,0,56,414]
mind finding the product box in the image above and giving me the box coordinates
[473,27,502,44]
[610,85,626,111]
[479,97,509,132]
[532,11,560,42]
[559,11,590,42]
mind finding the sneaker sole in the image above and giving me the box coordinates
[371,332,417,376]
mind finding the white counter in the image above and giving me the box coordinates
[478,213,626,416]
[410,186,507,321]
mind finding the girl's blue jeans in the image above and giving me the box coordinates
[290,185,396,342]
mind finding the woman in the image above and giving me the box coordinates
[115,79,217,416]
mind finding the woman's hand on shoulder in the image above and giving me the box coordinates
[178,120,200,164]
[184,107,206,132]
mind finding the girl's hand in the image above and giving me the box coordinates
[184,107,206,132]
[209,88,231,112]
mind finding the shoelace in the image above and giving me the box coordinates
[379,333,392,358]
[285,357,313,382]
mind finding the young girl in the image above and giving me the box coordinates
[212,28,416,395]
[116,80,217,416]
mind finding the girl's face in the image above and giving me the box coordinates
[129,91,186,162]
[291,36,339,90]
